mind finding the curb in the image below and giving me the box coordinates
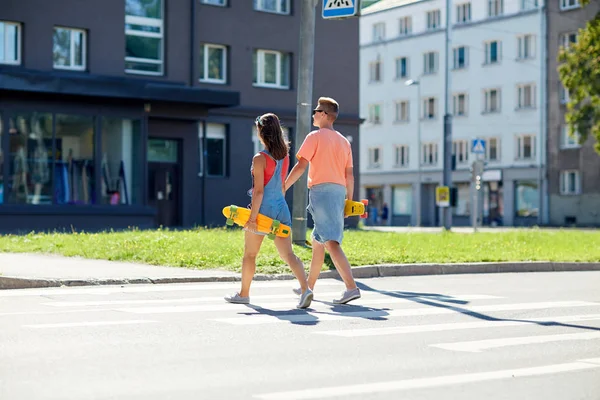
[1,261,600,290]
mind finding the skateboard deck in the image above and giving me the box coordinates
[222,205,291,239]
[344,199,369,218]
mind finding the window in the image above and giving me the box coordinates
[521,0,538,9]
[486,137,500,161]
[560,0,580,10]
[368,104,382,124]
[199,44,227,83]
[453,183,471,216]
[199,123,227,177]
[426,10,441,30]
[393,185,412,215]
[394,145,409,167]
[423,51,438,75]
[202,0,227,5]
[395,101,409,122]
[399,17,412,36]
[560,32,578,49]
[368,147,382,168]
[517,35,536,59]
[125,0,164,75]
[456,3,471,23]
[484,41,501,64]
[453,93,468,116]
[488,0,503,17]
[254,0,290,14]
[423,97,437,119]
[560,170,581,195]
[53,27,86,71]
[517,84,536,109]
[484,89,501,113]
[373,22,385,41]
[422,143,438,165]
[102,118,143,205]
[515,181,539,217]
[516,135,536,160]
[560,84,570,104]
[0,21,21,65]
[253,49,290,89]
[369,59,382,82]
[453,140,469,164]
[561,125,580,148]
[453,46,468,69]
[396,57,408,79]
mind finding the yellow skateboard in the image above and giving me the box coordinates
[344,199,369,218]
[222,205,291,239]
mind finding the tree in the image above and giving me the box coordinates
[558,0,600,153]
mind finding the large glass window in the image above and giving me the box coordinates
[0,21,21,65]
[199,44,227,83]
[199,123,226,177]
[8,113,53,205]
[392,185,412,215]
[453,183,470,216]
[253,49,290,89]
[125,0,164,75]
[101,118,143,205]
[515,181,539,217]
[54,114,95,205]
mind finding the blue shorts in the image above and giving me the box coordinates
[260,200,292,227]
[307,183,346,244]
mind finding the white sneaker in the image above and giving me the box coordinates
[333,288,361,304]
[224,292,249,304]
[297,289,314,309]
[292,287,302,296]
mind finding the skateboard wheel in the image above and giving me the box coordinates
[226,218,234,226]
[268,233,275,240]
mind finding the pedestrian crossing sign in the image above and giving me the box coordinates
[471,139,486,154]
[322,0,359,19]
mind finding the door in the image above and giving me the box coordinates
[422,184,439,227]
[148,139,181,227]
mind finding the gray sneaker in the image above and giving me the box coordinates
[297,289,314,309]
[292,287,302,296]
[224,292,249,304]
[333,288,361,304]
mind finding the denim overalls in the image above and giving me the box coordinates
[248,150,292,228]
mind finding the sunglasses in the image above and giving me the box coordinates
[255,116,263,126]
[312,109,327,115]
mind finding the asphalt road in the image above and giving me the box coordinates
[1,272,599,400]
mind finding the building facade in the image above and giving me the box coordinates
[0,0,361,233]
[547,0,600,226]
[359,0,545,227]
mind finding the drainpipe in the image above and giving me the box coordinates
[538,2,548,226]
[190,0,196,87]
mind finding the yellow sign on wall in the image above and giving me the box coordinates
[436,186,450,207]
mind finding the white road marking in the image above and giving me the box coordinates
[431,331,600,352]
[315,314,600,337]
[23,320,157,329]
[253,358,600,399]
[212,301,600,325]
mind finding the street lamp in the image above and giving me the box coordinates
[405,79,422,227]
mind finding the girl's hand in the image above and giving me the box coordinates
[244,219,258,233]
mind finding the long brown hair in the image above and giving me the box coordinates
[256,113,289,160]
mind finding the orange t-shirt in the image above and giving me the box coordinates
[296,128,353,188]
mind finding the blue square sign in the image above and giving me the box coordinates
[323,0,359,19]
[471,139,486,154]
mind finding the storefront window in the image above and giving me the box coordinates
[55,114,95,204]
[101,118,142,205]
[515,181,539,217]
[8,113,53,205]
[392,185,412,215]
[453,183,470,216]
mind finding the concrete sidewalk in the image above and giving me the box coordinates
[1,252,599,290]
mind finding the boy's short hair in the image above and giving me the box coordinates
[318,97,339,119]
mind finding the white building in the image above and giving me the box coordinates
[359,0,545,227]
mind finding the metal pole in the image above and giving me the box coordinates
[442,0,453,230]
[291,0,317,245]
[538,2,548,225]
[416,82,422,227]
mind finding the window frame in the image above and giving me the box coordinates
[398,16,412,36]
[452,139,470,164]
[560,170,581,195]
[199,43,227,84]
[484,40,501,65]
[369,59,382,83]
[423,51,438,75]
[456,3,472,24]
[515,134,536,160]
[453,46,468,69]
[201,0,227,6]
[426,10,441,30]
[483,88,501,113]
[486,137,500,162]
[421,142,439,166]
[125,0,164,76]
[395,100,410,123]
[560,0,580,11]
[368,147,382,169]
[488,0,504,17]
[517,34,536,60]
[254,0,290,15]
[520,0,538,10]
[373,22,385,42]
[517,83,536,109]
[453,93,468,116]
[394,145,410,168]
[53,27,87,71]
[253,49,290,89]
[395,56,409,79]
[199,122,227,178]
[0,20,21,65]
[560,32,578,49]
[368,104,382,124]
[422,97,437,120]
[561,125,581,149]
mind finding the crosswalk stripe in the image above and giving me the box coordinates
[211,301,600,325]
[42,293,499,308]
[252,358,600,399]
[22,320,157,329]
[315,314,600,337]
[431,331,600,353]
